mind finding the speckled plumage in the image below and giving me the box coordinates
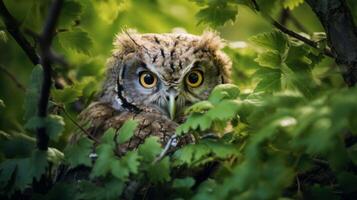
[72,30,231,150]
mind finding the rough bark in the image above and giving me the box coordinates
[306,0,357,87]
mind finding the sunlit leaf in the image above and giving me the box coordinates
[250,30,289,54]
[58,29,93,55]
[196,2,238,27]
[117,120,138,144]
[52,85,82,104]
[283,0,304,10]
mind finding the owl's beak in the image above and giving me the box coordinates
[168,92,176,120]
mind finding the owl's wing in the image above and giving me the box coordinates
[70,102,191,154]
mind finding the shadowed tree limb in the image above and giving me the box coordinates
[0,0,40,65]
[36,0,64,151]
[306,0,357,87]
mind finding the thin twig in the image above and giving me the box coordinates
[36,0,64,151]
[269,16,334,58]
[279,9,309,33]
[289,13,309,33]
[57,105,100,144]
[0,65,26,91]
[250,0,334,58]
[0,0,40,65]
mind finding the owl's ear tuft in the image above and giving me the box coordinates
[113,29,143,54]
[199,30,225,52]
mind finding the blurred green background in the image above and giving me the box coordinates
[0,0,352,139]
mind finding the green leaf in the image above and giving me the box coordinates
[250,31,289,54]
[0,131,35,158]
[25,115,65,140]
[0,159,17,189]
[47,147,64,166]
[58,0,82,27]
[117,120,138,144]
[23,65,43,120]
[208,84,240,104]
[0,30,7,42]
[0,99,4,107]
[90,144,115,178]
[58,29,93,55]
[93,0,124,24]
[185,101,213,115]
[147,157,171,183]
[173,177,196,188]
[111,151,140,180]
[254,68,281,92]
[254,51,282,68]
[101,128,116,145]
[206,100,240,121]
[64,137,93,167]
[0,150,48,192]
[176,113,212,135]
[138,136,162,162]
[196,3,238,27]
[52,85,82,104]
[283,0,304,10]
[121,151,140,174]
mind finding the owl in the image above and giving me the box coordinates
[73,30,231,153]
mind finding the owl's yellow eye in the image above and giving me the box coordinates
[186,70,203,88]
[139,71,157,88]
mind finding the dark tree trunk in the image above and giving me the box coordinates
[306,0,357,87]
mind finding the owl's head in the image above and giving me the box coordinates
[100,30,231,122]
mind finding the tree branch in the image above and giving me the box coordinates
[56,104,101,144]
[0,0,40,65]
[269,15,334,58]
[250,0,333,58]
[279,9,309,33]
[306,0,357,87]
[36,0,64,151]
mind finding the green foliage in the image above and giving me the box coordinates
[59,0,82,28]
[283,0,305,10]
[195,1,238,27]
[58,28,93,55]
[117,120,138,144]
[64,137,93,167]
[250,30,320,97]
[25,115,65,141]
[0,150,48,192]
